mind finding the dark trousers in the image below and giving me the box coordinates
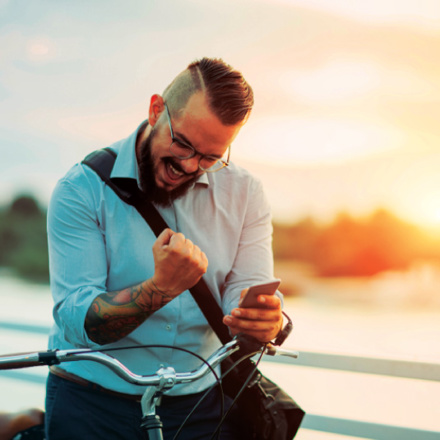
[45,373,249,439]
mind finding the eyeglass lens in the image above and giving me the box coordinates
[170,142,226,171]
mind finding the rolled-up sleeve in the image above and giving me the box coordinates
[47,168,107,348]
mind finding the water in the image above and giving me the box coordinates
[0,268,439,439]
[273,262,440,437]
[276,260,440,361]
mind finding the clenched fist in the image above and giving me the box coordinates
[151,228,208,298]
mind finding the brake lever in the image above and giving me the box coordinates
[265,344,299,359]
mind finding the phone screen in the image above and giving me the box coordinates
[239,279,281,308]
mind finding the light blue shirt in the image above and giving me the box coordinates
[47,122,277,395]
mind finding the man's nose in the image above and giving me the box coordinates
[180,155,201,174]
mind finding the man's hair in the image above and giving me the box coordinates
[163,57,254,125]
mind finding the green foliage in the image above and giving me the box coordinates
[1,193,439,282]
[0,194,49,282]
[273,217,320,262]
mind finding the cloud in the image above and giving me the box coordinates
[279,57,439,104]
[280,59,381,103]
[236,115,403,166]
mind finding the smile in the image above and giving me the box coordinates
[169,162,185,178]
[162,158,196,186]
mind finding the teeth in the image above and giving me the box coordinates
[170,163,184,176]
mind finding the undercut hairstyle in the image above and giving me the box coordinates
[163,57,254,125]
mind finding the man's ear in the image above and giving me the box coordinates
[148,94,165,126]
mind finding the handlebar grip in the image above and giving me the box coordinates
[0,352,45,370]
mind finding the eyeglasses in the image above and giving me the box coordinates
[164,104,230,172]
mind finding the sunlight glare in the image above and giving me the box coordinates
[394,175,440,228]
[418,201,440,227]
[26,38,55,62]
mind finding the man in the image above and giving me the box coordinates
[46,57,284,439]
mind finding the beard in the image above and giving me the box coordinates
[138,128,199,207]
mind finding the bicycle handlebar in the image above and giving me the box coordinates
[0,335,299,390]
[1,336,299,439]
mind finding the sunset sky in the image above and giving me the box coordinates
[1,0,439,226]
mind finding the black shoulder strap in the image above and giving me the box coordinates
[82,148,232,344]
[82,147,117,184]
[82,148,139,206]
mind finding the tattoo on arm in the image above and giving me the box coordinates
[85,280,172,345]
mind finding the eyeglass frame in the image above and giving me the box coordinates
[163,104,230,172]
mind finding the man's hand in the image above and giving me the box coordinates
[151,228,208,298]
[223,288,283,343]
[85,228,208,345]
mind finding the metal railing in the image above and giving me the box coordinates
[263,351,440,439]
[2,320,440,439]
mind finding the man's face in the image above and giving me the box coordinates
[137,128,199,206]
[138,92,243,206]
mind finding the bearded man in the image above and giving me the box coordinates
[46,57,284,440]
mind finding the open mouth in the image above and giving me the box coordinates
[162,158,195,185]
[167,161,185,180]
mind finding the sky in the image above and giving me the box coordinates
[1,0,440,226]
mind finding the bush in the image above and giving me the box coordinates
[0,194,49,282]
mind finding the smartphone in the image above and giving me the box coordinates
[239,279,281,308]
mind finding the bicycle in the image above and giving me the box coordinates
[0,334,299,440]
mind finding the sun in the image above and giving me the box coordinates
[402,196,440,229]
[415,191,440,228]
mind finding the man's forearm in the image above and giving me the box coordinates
[84,279,172,345]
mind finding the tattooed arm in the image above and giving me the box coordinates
[85,279,172,345]
[85,228,208,345]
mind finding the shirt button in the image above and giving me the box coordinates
[165,324,172,331]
